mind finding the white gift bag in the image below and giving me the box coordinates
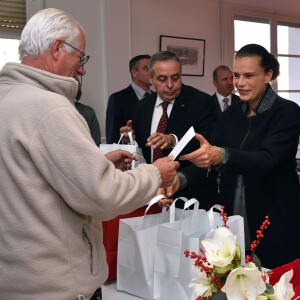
[117,197,195,299]
[153,204,245,300]
[100,132,144,168]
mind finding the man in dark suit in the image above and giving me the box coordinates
[105,54,152,143]
[121,51,218,208]
[74,74,101,146]
[211,65,240,118]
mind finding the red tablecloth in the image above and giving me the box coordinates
[269,258,300,298]
[102,204,161,282]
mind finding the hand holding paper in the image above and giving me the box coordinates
[169,126,196,161]
[180,133,217,168]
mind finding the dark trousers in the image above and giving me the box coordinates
[90,287,102,300]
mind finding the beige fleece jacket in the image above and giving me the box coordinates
[0,63,161,300]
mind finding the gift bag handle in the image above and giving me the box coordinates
[169,197,188,223]
[208,204,222,229]
[183,198,199,212]
[144,194,167,216]
[118,131,134,145]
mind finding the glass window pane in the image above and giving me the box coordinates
[278,24,300,55]
[0,38,20,70]
[277,56,300,90]
[278,92,300,106]
[234,20,270,51]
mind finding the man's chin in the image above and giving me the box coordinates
[162,92,179,101]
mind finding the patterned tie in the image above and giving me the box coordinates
[153,102,169,161]
[223,97,229,111]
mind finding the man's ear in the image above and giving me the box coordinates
[148,72,154,85]
[51,39,63,61]
[131,68,138,79]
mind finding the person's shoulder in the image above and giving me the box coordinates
[136,92,156,108]
[180,84,211,105]
[210,93,217,99]
[232,93,241,103]
[276,96,300,113]
[75,102,95,113]
[109,85,134,98]
[182,84,210,97]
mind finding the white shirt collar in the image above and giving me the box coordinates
[154,94,175,108]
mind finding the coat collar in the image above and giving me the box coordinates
[242,84,277,115]
[0,63,78,102]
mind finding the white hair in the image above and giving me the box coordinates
[19,8,83,60]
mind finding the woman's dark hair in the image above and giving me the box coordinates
[235,44,280,80]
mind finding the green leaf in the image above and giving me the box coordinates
[264,283,274,294]
[212,292,228,300]
[253,253,262,270]
[214,264,234,274]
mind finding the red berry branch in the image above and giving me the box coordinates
[246,216,270,263]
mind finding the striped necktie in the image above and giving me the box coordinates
[223,97,229,111]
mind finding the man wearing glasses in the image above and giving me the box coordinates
[0,8,179,300]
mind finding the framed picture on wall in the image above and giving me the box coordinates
[159,35,205,76]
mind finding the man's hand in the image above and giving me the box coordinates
[157,175,180,199]
[119,120,135,144]
[146,132,175,150]
[105,149,137,171]
[153,155,180,188]
[156,175,180,207]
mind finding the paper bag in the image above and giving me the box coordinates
[153,204,245,300]
[100,132,144,168]
[102,203,161,282]
[116,197,194,299]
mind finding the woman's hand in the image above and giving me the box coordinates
[180,134,221,168]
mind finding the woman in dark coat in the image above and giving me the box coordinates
[181,44,300,269]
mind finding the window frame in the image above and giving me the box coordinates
[222,3,300,95]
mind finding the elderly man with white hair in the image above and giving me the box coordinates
[0,8,179,300]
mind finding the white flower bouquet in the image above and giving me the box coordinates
[185,207,296,300]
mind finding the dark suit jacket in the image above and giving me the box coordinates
[132,84,219,209]
[105,85,139,144]
[75,101,101,146]
[211,93,241,119]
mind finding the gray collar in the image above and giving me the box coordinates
[242,84,277,115]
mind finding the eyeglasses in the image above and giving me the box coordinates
[63,41,90,66]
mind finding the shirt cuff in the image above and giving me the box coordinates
[169,134,178,148]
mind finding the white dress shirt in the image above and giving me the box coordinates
[216,92,232,112]
[149,95,177,162]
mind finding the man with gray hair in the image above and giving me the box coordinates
[121,51,218,209]
[0,8,178,300]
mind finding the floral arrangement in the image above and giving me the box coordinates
[184,207,295,300]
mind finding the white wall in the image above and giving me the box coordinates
[44,0,108,139]
[40,0,300,138]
